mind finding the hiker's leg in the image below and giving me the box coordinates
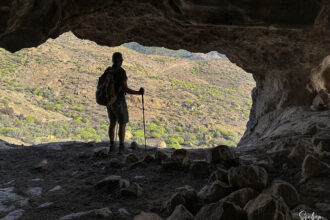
[119,123,126,145]
[109,120,116,142]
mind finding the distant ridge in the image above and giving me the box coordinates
[123,42,226,60]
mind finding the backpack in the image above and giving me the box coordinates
[96,67,118,106]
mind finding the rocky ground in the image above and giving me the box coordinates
[1,131,330,220]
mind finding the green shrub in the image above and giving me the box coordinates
[216,128,237,141]
[25,115,36,123]
[0,127,19,135]
[76,127,101,142]
[168,143,181,149]
[72,105,84,111]
[101,124,109,130]
[54,104,62,111]
[82,117,89,123]
[199,126,208,133]
[151,132,162,138]
[133,130,145,137]
[176,126,183,132]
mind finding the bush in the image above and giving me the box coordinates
[74,116,82,123]
[72,105,84,111]
[54,104,62,111]
[76,127,101,142]
[215,128,237,141]
[168,135,184,145]
[133,129,145,137]
[0,127,19,135]
[25,115,36,123]
[199,126,208,133]
[176,126,183,132]
[168,143,181,149]
[151,132,162,138]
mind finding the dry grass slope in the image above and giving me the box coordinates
[0,32,255,148]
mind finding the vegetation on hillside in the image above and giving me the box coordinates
[0,32,255,148]
[123,42,225,60]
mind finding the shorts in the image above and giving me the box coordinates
[107,100,129,124]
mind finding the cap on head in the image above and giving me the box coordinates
[112,52,123,64]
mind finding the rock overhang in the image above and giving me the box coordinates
[0,0,330,147]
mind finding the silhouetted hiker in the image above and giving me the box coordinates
[105,52,144,154]
[311,89,329,111]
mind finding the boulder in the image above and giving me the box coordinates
[190,160,210,179]
[133,212,163,220]
[301,154,330,180]
[96,175,122,190]
[131,142,138,150]
[155,150,169,162]
[312,131,330,147]
[143,154,156,163]
[171,149,190,166]
[126,153,139,163]
[161,158,182,170]
[244,193,292,220]
[228,165,268,190]
[288,145,306,166]
[269,149,291,164]
[316,140,330,152]
[35,159,48,172]
[209,168,228,183]
[167,204,194,220]
[121,183,143,197]
[157,141,167,148]
[109,158,122,168]
[220,187,258,209]
[195,201,246,220]
[174,185,203,214]
[268,180,299,208]
[206,145,237,167]
[198,180,232,203]
[165,192,186,213]
[93,147,109,157]
[175,185,196,201]
[130,161,147,170]
[78,152,90,159]
[119,179,130,189]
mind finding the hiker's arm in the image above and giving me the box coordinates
[122,81,144,95]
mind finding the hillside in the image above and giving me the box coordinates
[122,42,226,60]
[0,32,255,148]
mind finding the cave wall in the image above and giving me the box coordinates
[0,0,330,147]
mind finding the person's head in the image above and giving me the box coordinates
[112,52,123,67]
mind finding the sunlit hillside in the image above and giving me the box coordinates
[0,32,255,148]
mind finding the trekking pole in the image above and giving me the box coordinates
[142,94,147,150]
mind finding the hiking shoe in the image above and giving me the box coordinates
[109,144,116,153]
[118,145,126,154]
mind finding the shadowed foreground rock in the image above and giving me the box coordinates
[244,193,292,220]
[0,141,329,219]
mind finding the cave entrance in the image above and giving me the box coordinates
[0,32,255,148]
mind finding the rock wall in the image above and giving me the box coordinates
[1,0,330,147]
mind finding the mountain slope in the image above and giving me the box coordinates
[123,42,226,60]
[0,32,255,147]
